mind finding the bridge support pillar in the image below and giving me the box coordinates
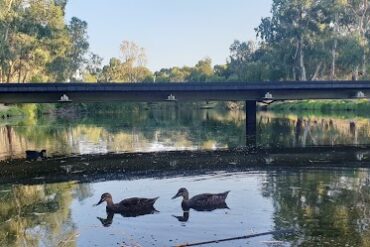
[246,100,257,148]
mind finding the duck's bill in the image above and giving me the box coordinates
[94,198,104,206]
[171,193,180,199]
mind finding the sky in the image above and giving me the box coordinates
[65,0,272,71]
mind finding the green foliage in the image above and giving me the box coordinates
[236,0,370,81]
[0,105,24,118]
[154,58,223,83]
[0,0,89,83]
[99,41,154,83]
[2,0,370,83]
[269,99,370,113]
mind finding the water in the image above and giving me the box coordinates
[1,104,370,246]
[1,106,370,160]
[1,168,370,246]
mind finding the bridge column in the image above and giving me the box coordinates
[245,100,257,148]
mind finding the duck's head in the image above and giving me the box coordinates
[172,188,189,199]
[95,193,112,206]
[40,150,47,157]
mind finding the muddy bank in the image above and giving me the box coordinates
[1,146,370,185]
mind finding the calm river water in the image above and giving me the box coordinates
[1,104,370,246]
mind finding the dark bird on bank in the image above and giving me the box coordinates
[172,188,230,211]
[26,149,46,161]
[94,192,159,214]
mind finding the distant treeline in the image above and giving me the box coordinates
[1,0,370,83]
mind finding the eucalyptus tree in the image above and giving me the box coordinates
[256,0,331,81]
[0,0,91,83]
[66,17,89,81]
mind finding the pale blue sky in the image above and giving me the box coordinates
[65,0,272,71]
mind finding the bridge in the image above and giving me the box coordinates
[0,81,369,103]
[1,81,369,144]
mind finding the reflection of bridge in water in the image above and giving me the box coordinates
[2,81,370,146]
[2,145,370,184]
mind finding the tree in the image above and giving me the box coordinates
[119,40,147,82]
[0,0,90,83]
[67,17,89,81]
[256,0,331,81]
[99,41,153,83]
[83,52,103,82]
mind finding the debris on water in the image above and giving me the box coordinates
[61,165,73,173]
[45,193,56,201]
[71,169,85,174]
[264,157,274,165]
[260,240,285,244]
[82,162,90,166]
[33,212,46,216]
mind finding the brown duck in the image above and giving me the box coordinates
[172,188,230,211]
[95,192,159,214]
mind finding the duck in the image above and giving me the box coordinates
[95,192,159,214]
[172,188,230,211]
[26,149,46,161]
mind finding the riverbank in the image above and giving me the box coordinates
[0,104,25,118]
[2,100,370,121]
[0,101,235,120]
[267,99,370,112]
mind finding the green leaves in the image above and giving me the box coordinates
[235,0,370,81]
[0,0,88,83]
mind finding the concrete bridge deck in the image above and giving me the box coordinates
[0,81,370,103]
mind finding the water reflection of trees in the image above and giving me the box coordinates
[260,169,370,246]
[259,112,370,147]
[4,107,370,159]
[0,182,91,247]
[0,106,246,159]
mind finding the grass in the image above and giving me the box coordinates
[268,99,370,112]
[0,104,25,118]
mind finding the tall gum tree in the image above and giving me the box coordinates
[256,0,331,81]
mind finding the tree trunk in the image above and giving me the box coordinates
[361,0,368,77]
[6,62,13,83]
[352,66,359,81]
[18,59,22,83]
[331,39,337,80]
[362,51,366,78]
[298,38,307,81]
[311,62,322,81]
[22,70,28,83]
[331,14,338,80]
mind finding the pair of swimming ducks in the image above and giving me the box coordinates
[95,188,230,214]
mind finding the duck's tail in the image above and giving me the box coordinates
[149,196,159,205]
[222,190,230,199]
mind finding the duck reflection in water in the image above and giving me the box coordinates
[172,211,190,222]
[95,192,159,226]
[97,206,160,227]
[172,188,230,222]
